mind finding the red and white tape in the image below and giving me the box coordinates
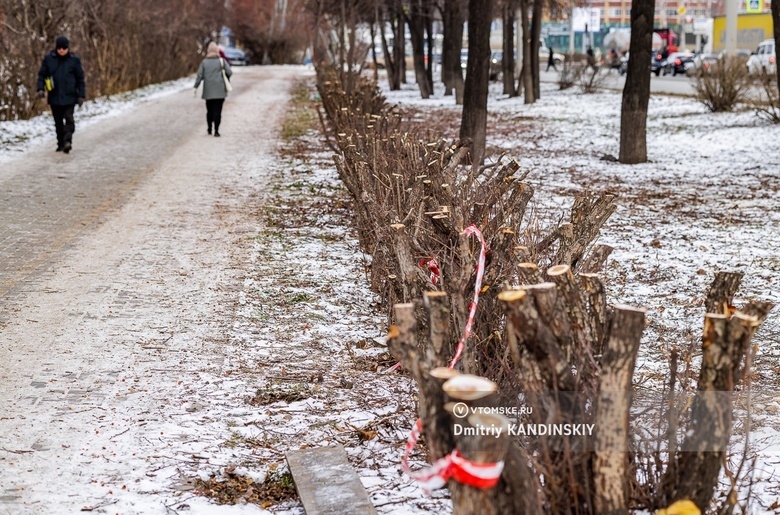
[402,419,504,494]
[401,225,499,493]
[419,257,441,285]
[448,225,487,369]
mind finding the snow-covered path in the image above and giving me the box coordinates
[0,66,307,513]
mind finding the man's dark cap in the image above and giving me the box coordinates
[56,36,70,49]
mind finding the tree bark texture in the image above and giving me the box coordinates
[530,0,543,100]
[619,0,655,163]
[665,273,774,511]
[460,0,494,164]
[774,0,780,90]
[704,270,743,315]
[392,0,405,89]
[426,11,435,90]
[502,3,517,96]
[519,0,534,103]
[407,0,432,98]
[593,305,646,515]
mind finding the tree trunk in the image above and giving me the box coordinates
[426,8,435,92]
[530,0,542,100]
[380,0,403,91]
[448,0,467,104]
[460,0,493,164]
[502,2,517,96]
[665,274,774,511]
[408,0,432,98]
[392,0,405,89]
[619,0,655,163]
[774,0,780,91]
[519,0,534,103]
[443,0,456,94]
[593,305,646,515]
[370,18,379,83]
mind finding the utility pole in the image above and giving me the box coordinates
[569,1,576,54]
[725,0,737,54]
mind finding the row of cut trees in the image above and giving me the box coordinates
[313,65,775,513]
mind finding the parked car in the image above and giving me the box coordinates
[619,51,663,76]
[662,52,695,76]
[651,51,665,76]
[687,53,719,74]
[746,39,776,75]
[222,46,249,66]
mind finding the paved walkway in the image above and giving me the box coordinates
[0,66,303,513]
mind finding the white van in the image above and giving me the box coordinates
[746,39,776,75]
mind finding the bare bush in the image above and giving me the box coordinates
[314,65,616,380]
[558,58,581,90]
[0,0,224,121]
[230,0,311,64]
[314,67,774,514]
[753,72,780,123]
[578,65,608,94]
[692,55,752,112]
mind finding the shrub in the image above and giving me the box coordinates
[753,72,780,123]
[692,55,751,112]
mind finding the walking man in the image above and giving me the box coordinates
[586,46,598,72]
[36,36,86,153]
[546,46,557,72]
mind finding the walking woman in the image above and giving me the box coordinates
[194,42,232,137]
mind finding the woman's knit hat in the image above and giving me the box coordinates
[56,36,70,49]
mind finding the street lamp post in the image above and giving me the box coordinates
[725,0,738,54]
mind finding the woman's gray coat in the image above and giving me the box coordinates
[194,57,232,99]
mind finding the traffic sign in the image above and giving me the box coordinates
[677,6,686,15]
[746,0,763,13]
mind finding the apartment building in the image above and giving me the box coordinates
[587,0,773,28]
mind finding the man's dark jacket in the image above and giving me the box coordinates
[36,51,86,106]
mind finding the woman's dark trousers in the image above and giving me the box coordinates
[206,99,225,133]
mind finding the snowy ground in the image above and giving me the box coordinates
[0,67,778,514]
[0,66,442,515]
[0,77,193,164]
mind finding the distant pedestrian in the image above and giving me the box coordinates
[546,46,557,72]
[36,36,86,154]
[194,41,232,137]
[608,49,621,72]
[586,46,598,72]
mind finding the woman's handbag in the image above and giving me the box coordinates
[219,58,233,93]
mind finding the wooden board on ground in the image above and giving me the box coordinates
[286,445,376,515]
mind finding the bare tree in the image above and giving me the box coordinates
[518,0,534,103]
[459,0,493,164]
[380,0,405,90]
[501,0,518,96]
[441,0,466,102]
[619,0,655,164]
[407,0,433,98]
[234,0,309,63]
[530,0,542,99]
[0,0,222,121]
